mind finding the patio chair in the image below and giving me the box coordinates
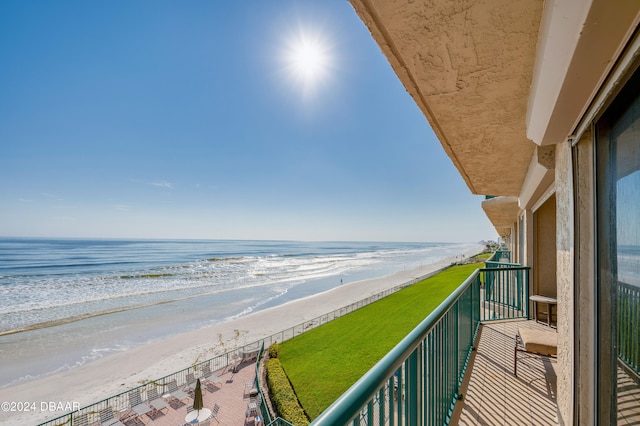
[250,393,262,406]
[204,373,223,392]
[72,412,89,426]
[185,372,197,386]
[210,403,221,424]
[145,387,168,420]
[184,372,200,397]
[147,387,168,411]
[246,401,261,422]
[127,388,151,416]
[98,407,124,426]
[201,363,213,378]
[514,327,557,377]
[166,379,189,401]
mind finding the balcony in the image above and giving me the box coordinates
[452,319,558,425]
[310,252,560,425]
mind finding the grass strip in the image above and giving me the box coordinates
[278,262,482,419]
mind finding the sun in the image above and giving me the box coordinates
[288,36,328,81]
[282,30,332,95]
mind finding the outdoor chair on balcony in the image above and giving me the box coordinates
[245,379,257,397]
[184,372,198,397]
[72,412,89,426]
[98,407,124,426]
[201,365,223,391]
[246,401,261,424]
[210,403,221,424]
[201,363,213,378]
[145,387,168,420]
[514,328,557,377]
[127,388,152,417]
[165,379,189,403]
[147,387,168,411]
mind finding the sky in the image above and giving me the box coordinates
[0,1,497,243]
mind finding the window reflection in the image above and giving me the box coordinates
[611,94,640,424]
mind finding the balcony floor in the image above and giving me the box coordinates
[452,319,559,425]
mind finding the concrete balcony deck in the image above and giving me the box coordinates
[452,319,559,425]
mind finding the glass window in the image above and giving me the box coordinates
[596,68,640,424]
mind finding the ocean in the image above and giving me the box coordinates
[0,238,482,387]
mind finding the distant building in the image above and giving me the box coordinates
[348,0,640,423]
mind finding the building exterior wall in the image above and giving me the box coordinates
[573,129,595,425]
[555,140,573,425]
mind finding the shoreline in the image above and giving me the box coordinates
[0,247,481,425]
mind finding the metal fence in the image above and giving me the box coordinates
[37,265,453,426]
[481,266,530,321]
[309,264,530,426]
[487,249,511,263]
[619,280,640,375]
[310,269,483,426]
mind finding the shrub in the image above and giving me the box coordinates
[266,358,309,426]
[269,342,280,358]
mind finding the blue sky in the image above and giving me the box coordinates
[0,1,496,242]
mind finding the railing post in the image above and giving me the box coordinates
[406,345,421,426]
[388,375,395,426]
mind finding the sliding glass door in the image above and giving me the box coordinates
[595,68,640,424]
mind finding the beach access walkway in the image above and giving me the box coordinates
[117,361,262,426]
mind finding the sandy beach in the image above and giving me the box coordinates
[0,248,480,425]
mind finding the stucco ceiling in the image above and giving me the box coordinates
[350,0,543,196]
[481,196,520,229]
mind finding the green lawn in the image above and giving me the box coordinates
[278,262,482,419]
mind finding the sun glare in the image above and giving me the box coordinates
[282,30,332,95]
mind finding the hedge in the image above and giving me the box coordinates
[266,358,309,426]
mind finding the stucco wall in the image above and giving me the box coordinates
[574,130,595,425]
[555,140,573,425]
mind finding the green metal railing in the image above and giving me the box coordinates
[310,263,529,425]
[487,249,511,264]
[618,281,640,375]
[481,266,529,321]
[311,270,482,426]
[253,343,275,424]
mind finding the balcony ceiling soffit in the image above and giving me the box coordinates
[349,0,543,196]
[496,227,511,237]
[482,196,519,228]
[527,0,640,146]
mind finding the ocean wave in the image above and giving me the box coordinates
[0,240,481,334]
